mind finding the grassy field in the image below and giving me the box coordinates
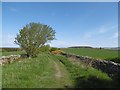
[62,48,119,59]
[1,51,26,56]
[2,51,119,88]
[2,52,73,88]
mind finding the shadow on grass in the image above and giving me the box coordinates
[20,54,29,58]
[75,75,119,88]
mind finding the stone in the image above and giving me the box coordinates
[61,52,120,76]
[0,55,21,65]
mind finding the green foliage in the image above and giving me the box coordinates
[39,45,50,52]
[50,47,58,52]
[15,22,56,57]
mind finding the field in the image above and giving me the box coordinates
[1,49,120,88]
[62,48,119,59]
[1,51,25,56]
[2,52,73,88]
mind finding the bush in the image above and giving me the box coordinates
[51,50,63,55]
[39,45,50,52]
[50,47,58,52]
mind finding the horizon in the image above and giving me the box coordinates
[2,2,118,48]
[0,46,120,49]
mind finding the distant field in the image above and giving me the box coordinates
[62,48,119,59]
[1,51,26,56]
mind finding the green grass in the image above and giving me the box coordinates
[55,55,119,88]
[62,48,119,59]
[2,52,72,88]
[2,50,119,88]
[1,51,26,56]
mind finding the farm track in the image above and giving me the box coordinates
[48,55,73,88]
[53,60,62,79]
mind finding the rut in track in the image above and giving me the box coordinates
[53,60,62,79]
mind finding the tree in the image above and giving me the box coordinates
[14,22,56,57]
[39,44,50,52]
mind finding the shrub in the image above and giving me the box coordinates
[50,47,58,52]
[51,50,63,55]
[39,45,50,52]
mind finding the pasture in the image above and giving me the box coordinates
[1,51,25,56]
[2,52,73,88]
[62,48,119,59]
[1,49,120,88]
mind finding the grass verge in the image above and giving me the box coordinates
[55,55,119,88]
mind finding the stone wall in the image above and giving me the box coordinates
[0,55,21,65]
[61,52,120,76]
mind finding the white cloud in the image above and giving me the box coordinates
[9,8,17,12]
[83,24,117,39]
[112,32,118,39]
[1,33,18,47]
[49,39,92,48]
[84,32,92,38]
[49,40,70,48]
[82,24,118,47]
[98,27,108,34]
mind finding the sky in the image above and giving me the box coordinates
[1,2,118,48]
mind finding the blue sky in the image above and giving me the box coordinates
[2,2,118,47]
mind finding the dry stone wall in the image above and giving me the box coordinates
[0,55,21,65]
[61,52,120,76]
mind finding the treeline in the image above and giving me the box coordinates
[1,45,60,52]
[1,48,22,52]
[68,46,93,48]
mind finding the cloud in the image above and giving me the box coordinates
[98,27,108,34]
[49,40,70,48]
[49,39,91,48]
[84,32,92,38]
[83,24,117,39]
[9,7,17,12]
[82,24,118,47]
[112,32,118,39]
[49,24,118,48]
[1,33,18,47]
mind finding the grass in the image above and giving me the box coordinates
[2,50,120,88]
[1,51,26,56]
[2,52,72,88]
[55,55,119,88]
[62,48,119,59]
